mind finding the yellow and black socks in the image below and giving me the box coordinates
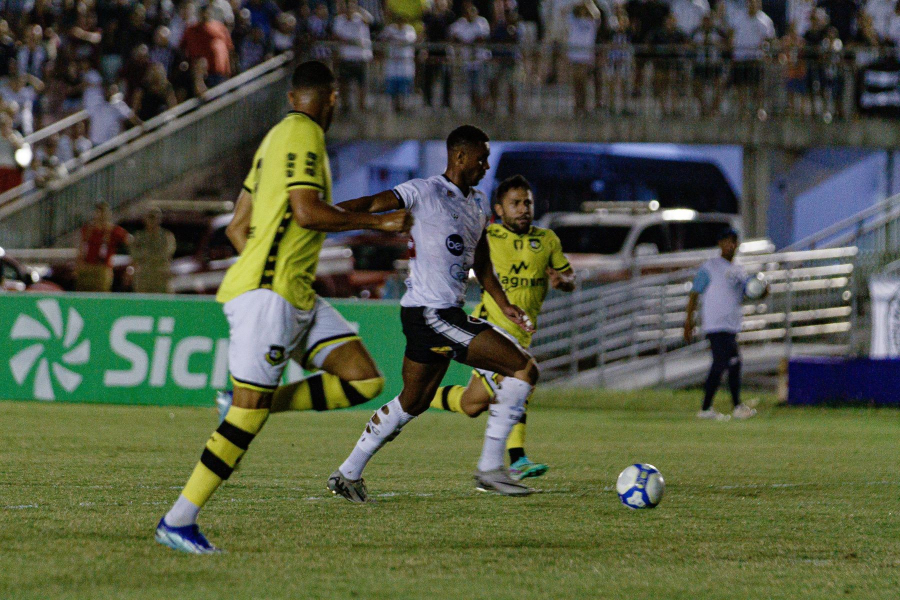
[430,385,465,413]
[165,405,269,526]
[507,400,529,462]
[271,374,384,413]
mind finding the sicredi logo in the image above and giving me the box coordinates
[8,299,230,400]
[103,316,230,390]
[9,299,90,400]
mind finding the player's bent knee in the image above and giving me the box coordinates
[346,376,385,405]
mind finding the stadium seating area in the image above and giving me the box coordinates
[0,0,897,194]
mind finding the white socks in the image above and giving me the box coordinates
[339,397,414,480]
[478,377,532,472]
[164,494,200,528]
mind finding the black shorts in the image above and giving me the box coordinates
[400,306,493,364]
[731,60,762,86]
[339,61,367,84]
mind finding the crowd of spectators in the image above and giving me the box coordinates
[1,0,899,194]
[284,0,900,115]
[0,0,301,193]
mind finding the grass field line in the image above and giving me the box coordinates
[3,480,896,512]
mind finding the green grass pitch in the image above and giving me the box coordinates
[1,389,897,600]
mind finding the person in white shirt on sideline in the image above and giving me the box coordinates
[684,227,766,420]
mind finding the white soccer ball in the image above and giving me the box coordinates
[616,464,665,509]
[744,274,767,300]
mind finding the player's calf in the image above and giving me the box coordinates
[334,397,415,495]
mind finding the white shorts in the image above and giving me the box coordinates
[223,289,359,391]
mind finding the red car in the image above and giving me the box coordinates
[0,247,64,292]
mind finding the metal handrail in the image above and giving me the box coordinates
[0,52,294,213]
[531,247,857,385]
[784,193,900,251]
[23,110,89,146]
[0,53,295,248]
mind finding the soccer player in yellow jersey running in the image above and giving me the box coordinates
[155,61,411,554]
[430,174,575,480]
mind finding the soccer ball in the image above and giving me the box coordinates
[744,274,767,300]
[616,464,664,509]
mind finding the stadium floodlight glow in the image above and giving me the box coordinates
[14,143,33,168]
[648,200,660,211]
[661,209,696,221]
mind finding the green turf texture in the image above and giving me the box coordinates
[1,389,897,600]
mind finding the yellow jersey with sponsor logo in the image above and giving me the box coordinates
[217,111,331,310]
[474,224,570,347]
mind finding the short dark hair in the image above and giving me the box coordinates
[446,125,489,153]
[292,60,335,91]
[718,226,739,241]
[494,174,532,205]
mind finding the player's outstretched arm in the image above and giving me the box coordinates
[473,232,535,333]
[226,189,253,253]
[547,266,576,292]
[291,189,412,233]
[336,190,403,214]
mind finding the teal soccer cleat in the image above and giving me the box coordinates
[155,518,221,554]
[509,457,549,481]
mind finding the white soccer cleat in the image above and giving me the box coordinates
[696,409,730,421]
[732,404,757,419]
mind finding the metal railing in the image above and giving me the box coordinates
[296,41,888,120]
[785,192,900,252]
[0,53,294,248]
[531,247,857,386]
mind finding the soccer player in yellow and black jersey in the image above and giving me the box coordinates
[155,61,411,554]
[430,174,575,480]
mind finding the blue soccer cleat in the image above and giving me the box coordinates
[155,518,221,554]
[509,456,549,481]
[215,390,233,424]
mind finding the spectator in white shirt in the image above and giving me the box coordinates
[381,13,418,111]
[87,84,142,146]
[168,1,197,49]
[0,69,43,136]
[271,12,297,55]
[566,1,602,113]
[81,66,104,111]
[788,0,817,35]
[450,1,491,112]
[692,12,727,115]
[333,0,374,112]
[17,25,48,79]
[671,0,710,36]
[730,0,776,109]
[865,0,896,39]
[886,0,900,45]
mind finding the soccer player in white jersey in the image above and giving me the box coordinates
[684,227,764,421]
[327,125,540,499]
